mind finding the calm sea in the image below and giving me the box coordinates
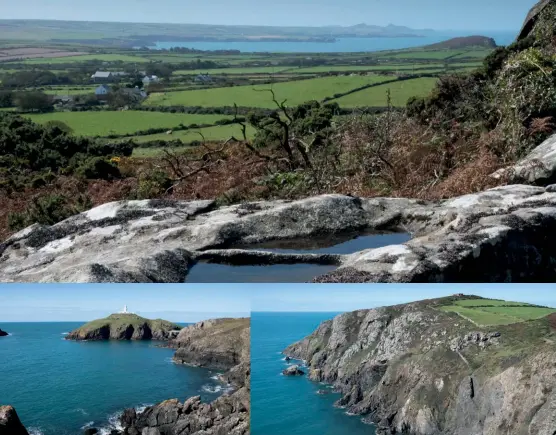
[0,322,225,435]
[251,312,374,435]
[154,32,517,53]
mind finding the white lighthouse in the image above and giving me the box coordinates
[120,305,133,314]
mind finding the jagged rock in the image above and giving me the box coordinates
[0,406,29,435]
[518,0,553,40]
[283,296,556,435]
[3,186,556,283]
[283,365,305,376]
[492,133,556,185]
[0,329,7,337]
[83,429,98,435]
[65,314,181,341]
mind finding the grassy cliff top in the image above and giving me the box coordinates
[75,313,181,332]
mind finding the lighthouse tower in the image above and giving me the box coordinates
[120,305,129,314]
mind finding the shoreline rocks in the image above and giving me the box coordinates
[0,405,29,435]
[283,365,305,376]
[119,318,250,435]
[65,313,181,341]
[2,184,556,283]
[0,329,8,337]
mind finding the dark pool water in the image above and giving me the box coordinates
[236,232,412,255]
[185,232,411,283]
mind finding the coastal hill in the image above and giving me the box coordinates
[119,317,250,435]
[65,313,182,341]
[423,35,497,49]
[284,295,556,434]
[0,329,7,337]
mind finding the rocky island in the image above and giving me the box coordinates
[65,313,182,341]
[0,329,8,337]
[284,296,556,435]
[118,317,250,435]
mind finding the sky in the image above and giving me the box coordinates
[0,284,251,322]
[3,0,538,31]
[251,283,556,312]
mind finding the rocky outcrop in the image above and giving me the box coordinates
[284,296,556,435]
[66,313,181,341]
[119,318,250,435]
[283,365,305,376]
[0,329,7,337]
[3,185,556,283]
[517,0,552,40]
[172,318,250,372]
[492,133,556,185]
[0,406,29,435]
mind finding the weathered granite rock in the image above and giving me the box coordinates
[66,314,181,341]
[282,365,305,376]
[492,133,556,185]
[2,185,556,283]
[120,318,250,435]
[517,0,553,40]
[0,406,29,435]
[284,296,556,435]
[0,329,7,337]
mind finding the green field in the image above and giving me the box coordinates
[439,299,556,326]
[23,54,151,64]
[384,49,472,60]
[129,123,256,151]
[43,87,97,95]
[26,111,233,137]
[332,77,438,107]
[174,66,293,75]
[145,74,394,108]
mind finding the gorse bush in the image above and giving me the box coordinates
[7,193,93,231]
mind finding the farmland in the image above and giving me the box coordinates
[439,298,556,326]
[25,111,234,137]
[145,74,397,108]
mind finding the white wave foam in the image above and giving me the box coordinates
[202,384,223,394]
[210,373,223,381]
[135,404,153,414]
[61,332,69,335]
[81,421,95,430]
[28,428,44,435]
[72,408,89,416]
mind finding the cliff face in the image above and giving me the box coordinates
[65,313,181,341]
[120,318,250,435]
[0,406,29,435]
[284,297,556,435]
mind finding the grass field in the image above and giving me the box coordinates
[439,298,556,326]
[384,49,472,60]
[332,77,438,107]
[128,123,256,153]
[174,66,294,75]
[43,88,97,95]
[145,74,394,108]
[26,111,233,137]
[23,53,150,64]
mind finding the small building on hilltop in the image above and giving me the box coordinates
[91,71,128,83]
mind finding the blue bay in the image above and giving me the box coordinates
[0,322,223,435]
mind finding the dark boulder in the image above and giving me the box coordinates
[283,365,305,376]
[0,329,7,337]
[83,429,98,435]
[0,406,29,435]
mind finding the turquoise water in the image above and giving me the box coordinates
[251,312,374,435]
[0,323,225,435]
[154,32,516,52]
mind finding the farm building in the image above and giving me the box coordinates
[142,75,159,85]
[95,84,111,100]
[195,74,213,84]
[91,71,128,83]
